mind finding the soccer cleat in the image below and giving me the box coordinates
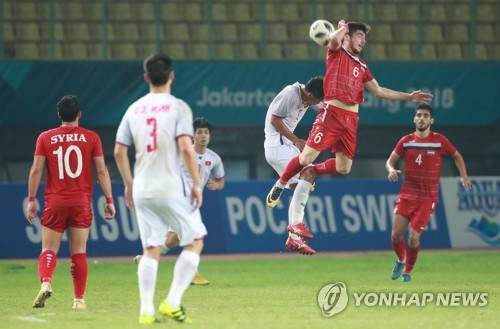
[402,273,412,282]
[191,272,209,285]
[139,313,160,325]
[266,185,284,208]
[287,223,314,239]
[390,260,406,280]
[134,255,143,264]
[159,300,192,324]
[32,283,52,308]
[72,301,87,309]
[285,237,316,255]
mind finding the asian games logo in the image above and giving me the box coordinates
[457,179,500,245]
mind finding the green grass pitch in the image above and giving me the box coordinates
[0,251,498,329]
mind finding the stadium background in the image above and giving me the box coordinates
[0,0,499,256]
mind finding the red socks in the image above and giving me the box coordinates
[391,239,406,262]
[38,250,57,284]
[71,253,88,300]
[314,159,338,175]
[279,156,304,185]
[404,245,421,274]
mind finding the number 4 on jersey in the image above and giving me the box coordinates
[415,153,422,166]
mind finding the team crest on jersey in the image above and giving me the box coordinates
[205,161,212,166]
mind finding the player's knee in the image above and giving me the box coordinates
[165,233,180,249]
[337,165,351,175]
[299,167,317,182]
[408,233,420,248]
[391,232,403,243]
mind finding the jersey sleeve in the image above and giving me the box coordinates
[269,87,296,118]
[363,66,374,83]
[440,135,457,156]
[210,154,225,180]
[115,110,133,146]
[34,132,46,157]
[175,99,194,138]
[393,136,407,157]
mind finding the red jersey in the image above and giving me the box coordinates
[324,46,374,104]
[394,132,456,202]
[34,126,104,207]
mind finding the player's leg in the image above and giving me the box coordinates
[402,203,433,282]
[159,199,206,323]
[267,145,321,207]
[68,226,90,309]
[33,225,63,308]
[287,166,316,239]
[391,213,409,280]
[134,198,168,323]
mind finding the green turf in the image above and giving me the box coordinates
[1,251,498,329]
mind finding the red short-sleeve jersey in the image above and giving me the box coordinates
[394,132,457,202]
[34,126,104,207]
[323,46,374,104]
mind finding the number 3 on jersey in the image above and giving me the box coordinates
[415,153,423,166]
[146,117,157,152]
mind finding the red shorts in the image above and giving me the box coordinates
[306,105,359,160]
[393,198,436,233]
[41,206,93,233]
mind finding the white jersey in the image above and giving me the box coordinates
[264,82,321,148]
[116,92,193,198]
[182,148,224,191]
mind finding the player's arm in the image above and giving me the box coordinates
[207,177,225,191]
[26,156,45,224]
[385,151,401,182]
[365,79,433,104]
[114,143,134,209]
[271,115,306,150]
[93,156,116,219]
[328,20,349,51]
[178,136,203,210]
[452,150,473,189]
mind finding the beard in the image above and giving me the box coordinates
[416,124,430,132]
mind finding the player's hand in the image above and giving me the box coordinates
[125,185,134,209]
[104,203,116,220]
[337,20,348,32]
[461,177,473,190]
[409,90,433,104]
[388,169,401,182]
[191,185,203,210]
[206,180,217,190]
[294,139,306,151]
[26,201,38,224]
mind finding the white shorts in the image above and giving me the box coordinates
[265,144,301,188]
[134,196,207,248]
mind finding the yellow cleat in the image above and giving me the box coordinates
[72,301,87,309]
[32,283,52,308]
[159,299,192,324]
[134,255,143,264]
[266,185,284,208]
[191,272,209,285]
[138,313,160,325]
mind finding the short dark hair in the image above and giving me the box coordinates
[143,53,172,86]
[416,104,433,117]
[193,117,212,132]
[347,22,371,36]
[305,76,324,99]
[57,95,80,122]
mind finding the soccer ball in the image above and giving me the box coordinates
[309,20,335,46]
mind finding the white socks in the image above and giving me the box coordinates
[289,180,312,226]
[138,256,158,316]
[167,250,200,307]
